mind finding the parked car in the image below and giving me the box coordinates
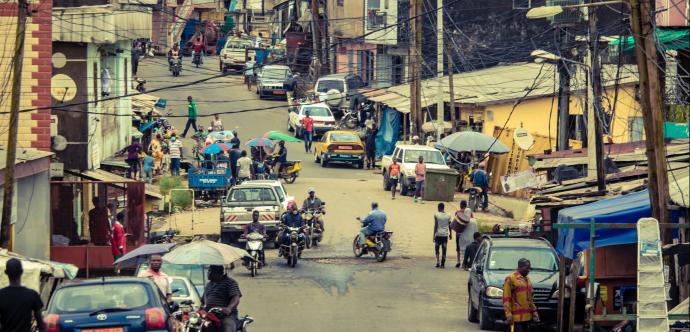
[220,182,285,244]
[313,130,365,168]
[219,37,252,73]
[169,276,202,310]
[44,277,180,332]
[287,103,337,138]
[381,144,450,196]
[467,237,559,330]
[243,179,294,210]
[314,73,367,116]
[256,65,293,99]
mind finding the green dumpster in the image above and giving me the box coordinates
[423,168,459,202]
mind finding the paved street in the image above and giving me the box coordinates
[140,58,486,332]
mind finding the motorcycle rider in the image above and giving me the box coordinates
[302,187,325,231]
[203,265,242,332]
[279,203,305,253]
[191,37,204,64]
[167,45,181,71]
[358,202,387,247]
[243,210,266,266]
[272,140,287,177]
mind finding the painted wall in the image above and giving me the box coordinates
[656,0,689,27]
[480,84,642,145]
[0,1,52,152]
[327,0,364,39]
[12,171,51,260]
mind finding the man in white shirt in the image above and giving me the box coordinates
[168,134,183,176]
[237,150,253,183]
[137,255,172,303]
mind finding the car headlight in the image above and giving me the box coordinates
[551,289,560,299]
[486,286,504,298]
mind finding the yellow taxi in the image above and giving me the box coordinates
[313,130,366,168]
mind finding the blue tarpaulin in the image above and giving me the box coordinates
[556,189,679,259]
[375,107,401,157]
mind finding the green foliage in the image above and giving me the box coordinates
[666,104,690,123]
[159,176,192,211]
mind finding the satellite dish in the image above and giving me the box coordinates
[52,135,68,152]
[513,127,535,150]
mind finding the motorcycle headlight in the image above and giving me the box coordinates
[485,286,504,298]
[290,232,298,239]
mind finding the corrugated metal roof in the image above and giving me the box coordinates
[53,5,152,43]
[0,147,53,170]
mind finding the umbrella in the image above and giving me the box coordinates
[163,239,251,266]
[263,130,301,142]
[440,131,510,154]
[245,137,274,148]
[114,243,176,267]
[201,142,232,154]
[138,121,157,133]
[208,130,235,141]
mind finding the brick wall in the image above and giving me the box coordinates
[0,0,52,152]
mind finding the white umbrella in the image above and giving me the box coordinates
[163,239,250,266]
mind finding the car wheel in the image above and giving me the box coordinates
[295,127,302,139]
[357,161,364,169]
[314,152,321,163]
[400,179,409,196]
[287,120,294,132]
[467,288,479,322]
[383,172,391,191]
[321,156,328,168]
[478,297,494,330]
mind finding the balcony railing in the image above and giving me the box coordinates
[367,10,387,29]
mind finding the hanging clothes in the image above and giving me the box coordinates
[101,66,111,96]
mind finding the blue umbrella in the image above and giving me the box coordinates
[138,121,157,132]
[201,142,232,155]
[114,243,177,267]
[245,137,274,148]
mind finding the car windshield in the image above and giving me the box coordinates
[303,106,332,117]
[225,40,251,49]
[262,68,290,79]
[170,278,190,297]
[51,283,150,313]
[330,133,359,142]
[316,80,344,93]
[273,185,285,201]
[138,263,206,287]
[488,247,558,271]
[228,187,276,202]
[403,149,446,165]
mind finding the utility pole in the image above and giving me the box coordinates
[586,6,606,191]
[1,0,28,249]
[310,0,322,79]
[409,0,422,138]
[556,28,571,151]
[629,0,670,233]
[447,48,456,133]
[435,0,444,140]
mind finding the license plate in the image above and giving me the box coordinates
[338,146,352,150]
[82,328,124,332]
[273,90,286,94]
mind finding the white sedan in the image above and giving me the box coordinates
[287,103,337,138]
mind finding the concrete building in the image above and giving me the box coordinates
[51,1,152,171]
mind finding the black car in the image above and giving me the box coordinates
[467,237,559,330]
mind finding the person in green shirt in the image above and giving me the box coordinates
[182,95,198,137]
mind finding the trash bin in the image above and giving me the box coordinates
[423,168,459,202]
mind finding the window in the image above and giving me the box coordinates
[628,116,644,142]
[330,133,360,142]
[316,80,344,93]
[170,278,190,297]
[302,106,333,117]
[488,247,558,271]
[228,188,276,202]
[367,0,386,29]
[51,284,150,313]
[403,149,446,165]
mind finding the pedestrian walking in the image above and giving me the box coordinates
[471,164,490,210]
[111,212,127,270]
[230,130,240,149]
[388,159,401,199]
[503,258,540,332]
[0,258,46,332]
[433,203,452,268]
[365,125,378,169]
[284,73,296,105]
[137,255,172,303]
[148,134,163,175]
[462,232,482,269]
[413,156,426,202]
[210,114,224,132]
[182,96,199,137]
[168,134,183,176]
[454,200,478,267]
[131,43,140,75]
[300,111,314,152]
[142,151,155,184]
[229,147,242,185]
[245,57,255,91]
[124,138,143,179]
[237,150,253,183]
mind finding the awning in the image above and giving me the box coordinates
[131,94,161,115]
[556,189,682,259]
[609,28,690,52]
[0,249,78,291]
[71,169,164,200]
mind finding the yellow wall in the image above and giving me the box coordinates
[481,84,642,145]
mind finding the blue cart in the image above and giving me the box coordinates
[187,160,233,201]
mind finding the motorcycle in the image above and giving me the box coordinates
[339,108,359,129]
[302,208,324,248]
[134,77,146,93]
[241,232,265,277]
[171,57,182,77]
[353,217,393,262]
[192,51,202,68]
[464,187,483,212]
[265,159,301,184]
[278,225,305,267]
[184,307,254,332]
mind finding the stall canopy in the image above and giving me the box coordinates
[0,249,78,291]
[609,28,690,52]
[556,189,680,259]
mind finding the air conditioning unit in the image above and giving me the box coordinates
[547,0,583,25]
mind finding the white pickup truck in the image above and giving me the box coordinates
[220,181,292,243]
[380,144,451,195]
